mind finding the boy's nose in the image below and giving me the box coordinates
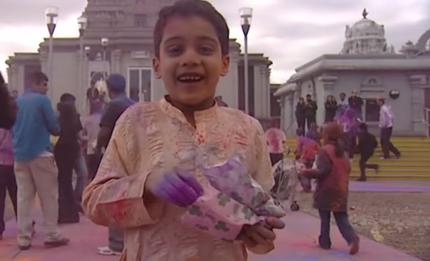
[180,49,200,67]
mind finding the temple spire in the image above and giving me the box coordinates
[362,8,368,19]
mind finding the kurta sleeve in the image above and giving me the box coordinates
[250,119,274,192]
[82,109,158,229]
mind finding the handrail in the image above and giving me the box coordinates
[425,108,430,138]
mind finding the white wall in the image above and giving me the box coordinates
[51,51,80,110]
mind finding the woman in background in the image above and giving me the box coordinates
[54,93,82,224]
[324,95,337,123]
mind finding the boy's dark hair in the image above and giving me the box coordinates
[153,0,230,58]
[30,71,48,85]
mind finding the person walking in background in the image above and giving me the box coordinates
[54,93,82,224]
[87,87,101,115]
[264,121,287,165]
[300,122,360,255]
[295,128,320,192]
[343,108,359,160]
[306,122,322,145]
[0,73,18,240]
[338,92,348,109]
[304,94,318,131]
[357,123,379,181]
[377,98,400,159]
[337,92,349,120]
[13,71,69,250]
[94,73,135,256]
[83,102,103,181]
[73,143,88,212]
[295,97,306,131]
[324,95,337,123]
[348,90,363,120]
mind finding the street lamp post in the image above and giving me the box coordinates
[78,16,87,114]
[101,37,109,63]
[100,37,110,76]
[240,7,252,114]
[45,7,58,98]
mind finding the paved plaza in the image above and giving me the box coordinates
[1,181,428,261]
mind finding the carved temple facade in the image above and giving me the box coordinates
[6,0,274,121]
[275,11,430,136]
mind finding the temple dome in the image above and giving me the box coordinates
[341,9,391,55]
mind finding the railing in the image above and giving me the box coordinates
[425,108,430,138]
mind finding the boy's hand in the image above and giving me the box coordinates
[145,168,204,208]
[237,217,285,247]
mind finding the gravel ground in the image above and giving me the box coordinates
[298,192,430,261]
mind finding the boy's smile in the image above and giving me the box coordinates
[153,15,230,110]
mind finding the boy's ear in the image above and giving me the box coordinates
[153,57,162,79]
[220,55,230,76]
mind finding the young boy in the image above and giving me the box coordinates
[357,123,379,181]
[83,1,284,260]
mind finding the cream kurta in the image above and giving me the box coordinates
[83,98,274,261]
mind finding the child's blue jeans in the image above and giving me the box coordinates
[318,210,358,249]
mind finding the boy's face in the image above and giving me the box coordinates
[153,15,230,108]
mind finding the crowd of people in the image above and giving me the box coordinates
[0,69,134,254]
[294,90,400,181]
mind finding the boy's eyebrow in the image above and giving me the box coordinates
[163,35,219,45]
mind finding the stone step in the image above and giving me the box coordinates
[352,165,430,171]
[349,175,430,181]
[351,169,430,175]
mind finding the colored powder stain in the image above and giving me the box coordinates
[329,251,352,259]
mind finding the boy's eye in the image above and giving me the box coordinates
[166,45,183,56]
[199,45,215,55]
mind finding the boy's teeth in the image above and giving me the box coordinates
[179,75,201,81]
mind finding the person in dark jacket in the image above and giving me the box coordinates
[348,90,363,119]
[55,93,82,224]
[95,73,135,256]
[300,122,359,255]
[304,94,318,131]
[357,123,379,181]
[324,95,337,123]
[295,97,306,132]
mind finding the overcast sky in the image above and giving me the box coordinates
[0,0,429,84]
